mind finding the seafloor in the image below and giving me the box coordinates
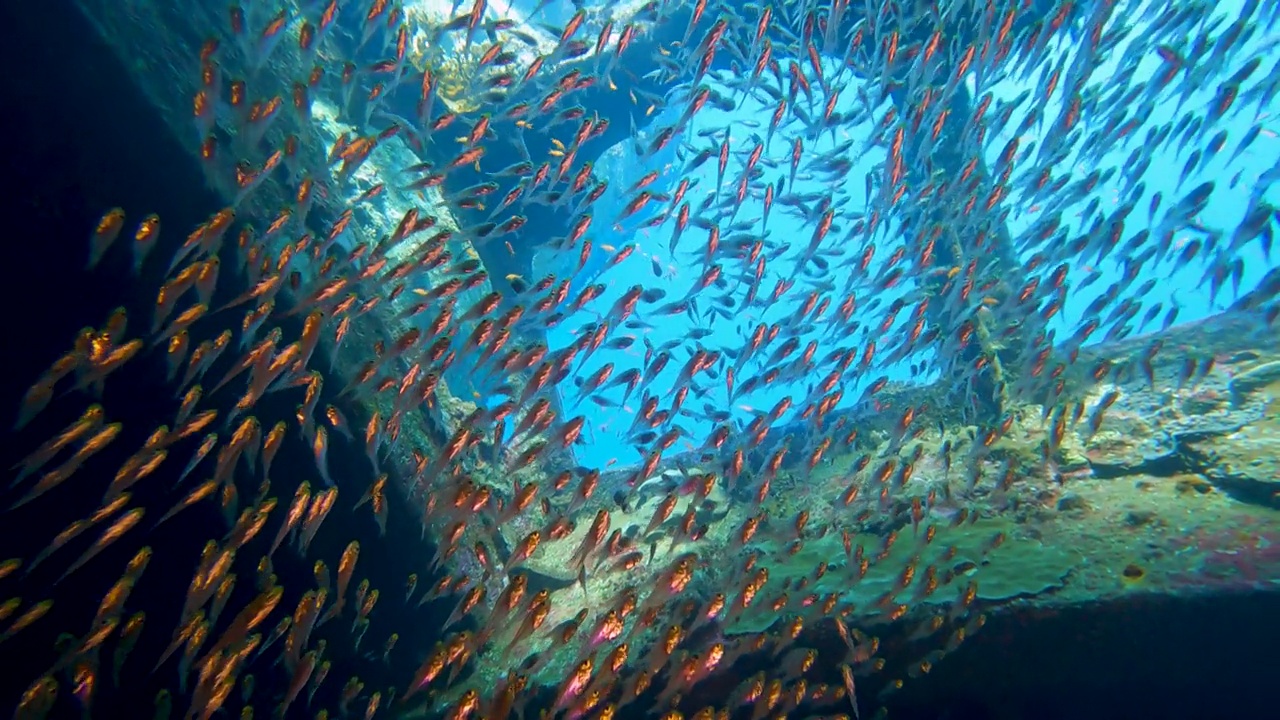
[40,0,1280,717]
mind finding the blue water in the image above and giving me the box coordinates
[542,0,1280,470]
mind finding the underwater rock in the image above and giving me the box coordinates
[1080,369,1263,480]
[1056,493,1089,512]
[1080,401,1173,477]
[1123,509,1158,527]
[987,408,1089,473]
[1180,389,1228,416]
[1173,474,1214,495]
[1228,359,1280,407]
[973,539,1078,600]
[507,479,727,587]
[1117,357,1279,509]
[1184,421,1280,509]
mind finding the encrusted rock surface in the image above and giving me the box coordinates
[1185,419,1280,508]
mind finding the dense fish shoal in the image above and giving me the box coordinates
[4,0,1280,719]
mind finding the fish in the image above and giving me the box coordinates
[87,208,127,269]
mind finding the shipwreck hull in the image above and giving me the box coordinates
[73,0,578,506]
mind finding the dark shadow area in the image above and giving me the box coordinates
[0,1,448,716]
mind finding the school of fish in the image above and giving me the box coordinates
[7,0,1280,718]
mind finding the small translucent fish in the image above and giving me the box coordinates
[153,269,199,334]
[314,560,331,595]
[338,677,363,715]
[253,616,290,662]
[324,405,353,441]
[261,421,286,480]
[10,422,124,510]
[133,214,161,274]
[240,301,275,351]
[284,592,324,672]
[173,434,218,489]
[279,650,318,717]
[307,659,331,706]
[92,559,144,628]
[371,478,389,536]
[0,599,53,644]
[55,507,145,584]
[88,208,126,269]
[105,438,168,502]
[178,330,232,393]
[14,675,58,720]
[255,556,274,591]
[194,257,221,306]
[101,307,128,343]
[0,557,21,582]
[312,425,333,487]
[113,611,145,685]
[220,482,239,529]
[26,494,130,576]
[353,588,378,630]
[153,689,172,720]
[167,208,233,275]
[175,385,203,427]
[12,375,56,431]
[201,585,283,665]
[10,404,104,484]
[153,610,201,675]
[269,482,311,557]
[209,575,236,627]
[175,617,209,692]
[0,597,20,624]
[152,303,209,349]
[75,339,143,397]
[298,487,337,555]
[226,498,276,551]
[319,541,358,625]
[164,330,190,381]
[171,407,218,440]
